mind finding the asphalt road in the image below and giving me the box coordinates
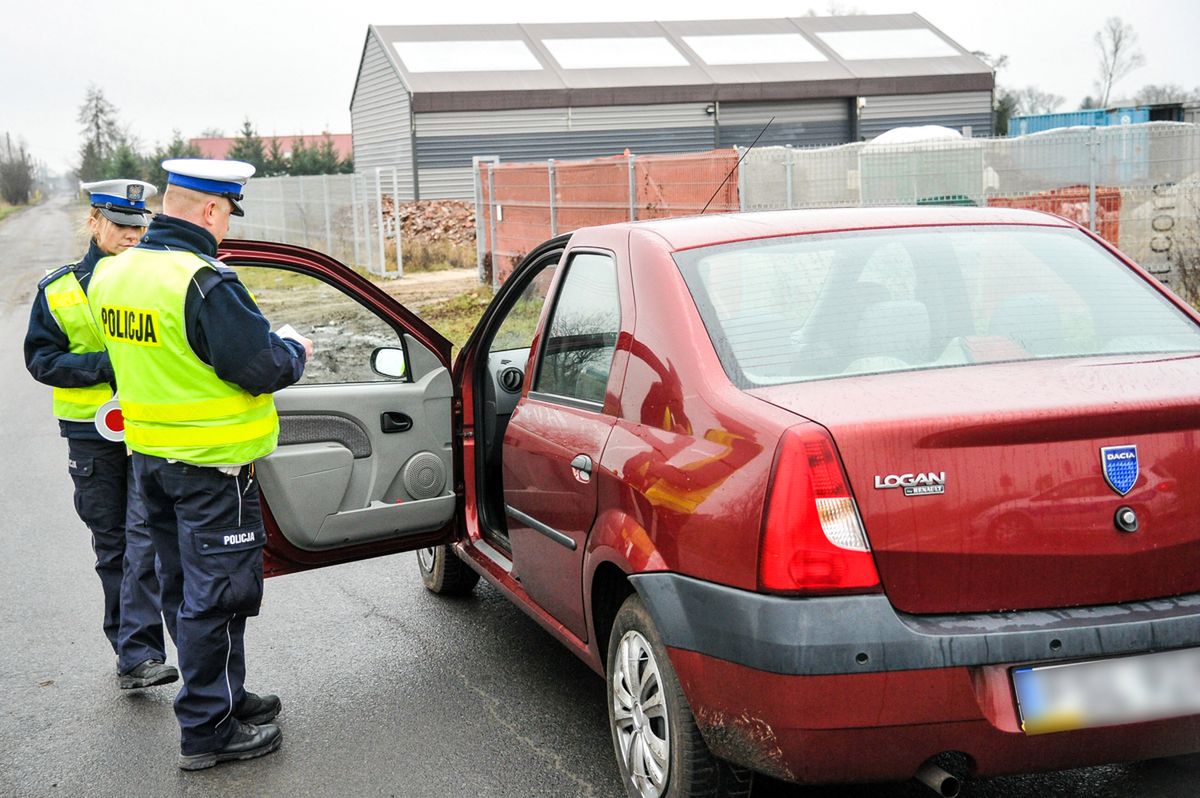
[1,198,1197,798]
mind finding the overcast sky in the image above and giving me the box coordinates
[3,0,1197,173]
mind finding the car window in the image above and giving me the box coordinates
[533,252,620,406]
[675,226,1200,387]
[232,265,407,385]
[490,265,558,353]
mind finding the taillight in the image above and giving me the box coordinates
[759,425,881,594]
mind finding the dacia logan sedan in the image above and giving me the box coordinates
[219,207,1200,798]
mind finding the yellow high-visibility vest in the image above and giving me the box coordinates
[88,249,279,465]
[42,270,113,421]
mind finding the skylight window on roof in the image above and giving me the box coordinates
[815,28,959,60]
[682,33,827,65]
[542,37,689,70]
[393,40,542,73]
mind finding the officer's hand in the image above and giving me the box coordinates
[294,333,314,360]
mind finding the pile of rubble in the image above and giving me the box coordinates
[381,197,475,247]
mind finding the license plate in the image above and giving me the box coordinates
[1013,647,1200,735]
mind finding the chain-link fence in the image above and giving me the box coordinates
[230,168,408,277]
[474,123,1200,295]
[231,124,1200,298]
[739,123,1200,291]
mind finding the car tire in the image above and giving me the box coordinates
[417,545,480,595]
[607,593,754,798]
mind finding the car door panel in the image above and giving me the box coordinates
[260,363,454,550]
[216,240,457,576]
[504,399,614,639]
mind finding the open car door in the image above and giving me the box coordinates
[217,240,458,577]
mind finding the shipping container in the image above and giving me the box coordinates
[1009,107,1151,136]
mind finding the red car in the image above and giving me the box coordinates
[219,207,1200,798]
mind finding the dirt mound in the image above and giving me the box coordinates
[382,197,475,247]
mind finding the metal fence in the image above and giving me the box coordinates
[738,123,1200,289]
[232,124,1200,298]
[230,168,409,276]
[475,123,1200,294]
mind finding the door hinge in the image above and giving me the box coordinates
[458,429,474,439]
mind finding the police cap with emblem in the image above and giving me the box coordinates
[81,179,158,227]
[162,158,255,217]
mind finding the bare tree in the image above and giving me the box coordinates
[1133,83,1200,105]
[1013,86,1065,115]
[1094,17,1146,107]
[0,133,35,205]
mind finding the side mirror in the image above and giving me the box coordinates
[371,347,407,379]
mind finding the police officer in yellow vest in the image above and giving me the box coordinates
[88,159,312,770]
[24,179,179,690]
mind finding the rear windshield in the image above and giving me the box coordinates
[673,225,1200,387]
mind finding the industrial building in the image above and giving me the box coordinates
[350,15,995,199]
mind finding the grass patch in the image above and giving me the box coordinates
[393,239,475,272]
[0,202,22,224]
[413,286,494,352]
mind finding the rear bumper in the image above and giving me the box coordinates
[669,649,1200,783]
[630,574,1200,782]
[630,573,1200,675]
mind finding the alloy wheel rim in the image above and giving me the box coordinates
[613,630,670,798]
[417,546,437,573]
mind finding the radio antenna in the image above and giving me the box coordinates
[701,116,774,214]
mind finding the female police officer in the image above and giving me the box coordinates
[24,179,178,689]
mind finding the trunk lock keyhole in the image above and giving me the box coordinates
[1114,506,1139,533]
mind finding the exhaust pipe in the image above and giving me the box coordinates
[915,761,961,797]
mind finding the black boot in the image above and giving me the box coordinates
[178,721,282,771]
[236,692,282,725]
[118,660,179,690]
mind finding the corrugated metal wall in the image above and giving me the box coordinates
[717,99,851,147]
[351,30,415,198]
[859,91,993,139]
[412,103,716,174]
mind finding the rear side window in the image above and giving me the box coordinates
[674,226,1200,387]
[533,252,621,407]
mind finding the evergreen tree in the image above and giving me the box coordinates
[263,137,288,176]
[313,136,341,174]
[105,142,144,181]
[144,130,201,190]
[75,85,121,181]
[77,139,107,184]
[287,137,311,175]
[226,118,266,173]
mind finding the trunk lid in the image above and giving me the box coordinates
[749,354,1200,614]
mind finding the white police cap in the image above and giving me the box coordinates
[81,179,158,226]
[162,158,256,217]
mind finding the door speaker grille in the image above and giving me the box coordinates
[402,452,447,500]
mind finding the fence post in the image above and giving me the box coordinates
[375,167,387,275]
[322,175,333,255]
[350,173,362,268]
[736,147,747,212]
[1087,126,1099,234]
[785,145,794,209]
[297,177,308,248]
[278,179,288,242]
[487,162,499,290]
[548,158,557,236]
[628,153,637,221]
[472,157,486,282]
[391,166,403,277]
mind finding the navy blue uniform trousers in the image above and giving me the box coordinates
[66,438,167,670]
[129,454,266,755]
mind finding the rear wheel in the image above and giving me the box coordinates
[417,545,480,595]
[607,594,753,798]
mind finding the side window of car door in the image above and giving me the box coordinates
[532,252,620,408]
[232,265,409,385]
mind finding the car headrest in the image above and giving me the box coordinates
[857,300,931,365]
[987,293,1064,356]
